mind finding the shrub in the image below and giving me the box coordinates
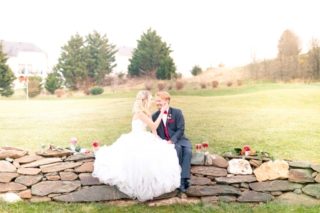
[212,80,219,88]
[200,82,206,89]
[237,79,243,86]
[90,87,104,95]
[157,82,165,91]
[103,76,114,86]
[54,89,64,98]
[191,65,202,76]
[28,81,40,98]
[226,81,233,87]
[0,88,14,97]
[167,82,173,90]
[83,89,90,95]
[175,80,184,90]
[145,81,153,91]
[26,76,42,98]
[45,71,63,94]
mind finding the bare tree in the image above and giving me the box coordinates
[308,37,320,79]
[277,29,301,81]
[250,49,258,80]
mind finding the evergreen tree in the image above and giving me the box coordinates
[128,28,176,79]
[45,67,63,94]
[85,30,117,86]
[0,43,16,97]
[56,33,88,90]
[190,65,202,76]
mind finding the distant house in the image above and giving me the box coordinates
[1,40,49,89]
[114,46,133,75]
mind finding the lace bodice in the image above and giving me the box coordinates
[132,119,147,132]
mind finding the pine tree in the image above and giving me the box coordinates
[56,33,88,90]
[0,42,16,97]
[128,28,176,79]
[45,67,63,94]
[85,30,117,86]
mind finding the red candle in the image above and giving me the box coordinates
[202,142,209,148]
[195,144,202,152]
[93,141,99,147]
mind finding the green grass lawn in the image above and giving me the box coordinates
[1,83,320,163]
[1,82,320,212]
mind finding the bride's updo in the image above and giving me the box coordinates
[132,90,152,115]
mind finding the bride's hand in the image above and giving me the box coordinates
[160,103,168,113]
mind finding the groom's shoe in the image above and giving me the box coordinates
[185,180,191,189]
[179,178,187,193]
[179,178,190,193]
[179,184,186,193]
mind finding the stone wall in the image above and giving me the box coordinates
[1,147,320,206]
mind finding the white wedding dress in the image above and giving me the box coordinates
[92,119,181,201]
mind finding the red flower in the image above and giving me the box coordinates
[195,144,202,150]
[202,142,209,148]
[243,146,250,151]
[93,141,99,147]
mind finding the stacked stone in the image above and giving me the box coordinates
[190,153,320,205]
[1,147,320,206]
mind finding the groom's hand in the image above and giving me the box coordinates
[167,140,173,144]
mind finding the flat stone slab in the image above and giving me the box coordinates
[0,147,28,159]
[277,192,320,205]
[74,162,93,173]
[249,180,304,192]
[209,154,229,168]
[311,164,320,172]
[53,185,130,202]
[189,176,211,185]
[21,158,62,168]
[147,197,201,206]
[0,182,27,193]
[15,175,43,186]
[288,161,312,168]
[186,185,241,197]
[60,172,78,181]
[0,173,20,183]
[191,153,205,165]
[32,181,81,196]
[288,169,314,183]
[191,166,227,177]
[153,189,179,200]
[237,191,272,202]
[40,162,83,173]
[17,168,41,175]
[0,161,17,172]
[302,183,320,198]
[35,149,74,157]
[14,155,43,164]
[253,160,289,182]
[65,153,95,161]
[215,175,256,184]
[79,173,102,186]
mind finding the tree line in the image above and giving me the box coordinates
[1,28,320,97]
[247,29,320,82]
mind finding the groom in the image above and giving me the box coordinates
[152,91,192,193]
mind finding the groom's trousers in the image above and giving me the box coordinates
[174,144,192,179]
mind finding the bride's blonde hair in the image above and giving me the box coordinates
[132,90,152,115]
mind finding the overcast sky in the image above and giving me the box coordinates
[1,0,320,77]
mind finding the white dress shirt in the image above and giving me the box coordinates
[162,107,170,126]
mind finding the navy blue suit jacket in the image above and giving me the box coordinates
[152,107,192,148]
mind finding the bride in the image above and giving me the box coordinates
[92,90,181,201]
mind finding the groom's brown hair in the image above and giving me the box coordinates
[155,91,170,103]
